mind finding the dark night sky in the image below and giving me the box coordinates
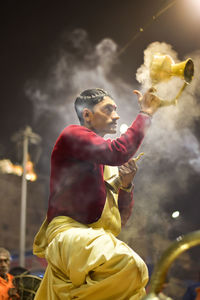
[0,0,200,262]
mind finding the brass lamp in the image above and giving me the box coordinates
[142,230,200,300]
[149,54,194,106]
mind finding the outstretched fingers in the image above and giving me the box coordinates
[133,89,143,103]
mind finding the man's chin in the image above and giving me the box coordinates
[107,128,117,134]
[98,127,117,136]
[0,271,7,276]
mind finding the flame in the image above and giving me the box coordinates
[0,157,37,181]
[25,159,37,181]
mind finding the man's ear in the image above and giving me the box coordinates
[82,108,93,123]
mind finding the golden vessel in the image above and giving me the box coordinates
[149,54,194,106]
[150,54,194,85]
[142,230,200,300]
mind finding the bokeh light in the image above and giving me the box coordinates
[120,123,128,134]
[184,0,200,18]
[172,211,180,219]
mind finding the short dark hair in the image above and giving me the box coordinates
[74,88,111,124]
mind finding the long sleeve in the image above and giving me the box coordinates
[48,113,151,224]
[55,113,151,166]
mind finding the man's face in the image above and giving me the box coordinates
[85,96,120,136]
[0,253,10,277]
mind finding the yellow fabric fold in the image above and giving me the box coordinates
[33,166,148,300]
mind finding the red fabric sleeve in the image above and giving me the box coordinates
[58,113,151,166]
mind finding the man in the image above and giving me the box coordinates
[0,248,19,300]
[33,87,161,299]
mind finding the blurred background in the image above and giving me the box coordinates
[0,0,200,298]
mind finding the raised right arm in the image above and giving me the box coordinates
[54,113,151,166]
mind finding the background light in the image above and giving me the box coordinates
[172,211,180,219]
[184,0,200,18]
[189,0,200,9]
[120,123,128,134]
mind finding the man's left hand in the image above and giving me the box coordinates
[119,159,137,188]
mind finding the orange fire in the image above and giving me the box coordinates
[0,158,37,181]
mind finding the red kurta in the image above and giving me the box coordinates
[47,113,151,224]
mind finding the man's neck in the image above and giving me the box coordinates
[83,124,105,137]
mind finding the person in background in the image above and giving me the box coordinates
[0,247,19,300]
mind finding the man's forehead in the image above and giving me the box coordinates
[0,254,9,259]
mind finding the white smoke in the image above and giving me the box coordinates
[135,42,200,177]
[25,29,122,130]
[26,32,200,266]
[122,42,200,263]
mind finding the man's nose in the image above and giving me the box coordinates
[111,111,120,120]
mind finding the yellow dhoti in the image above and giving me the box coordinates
[33,166,148,299]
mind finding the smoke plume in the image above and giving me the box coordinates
[26,32,200,268]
